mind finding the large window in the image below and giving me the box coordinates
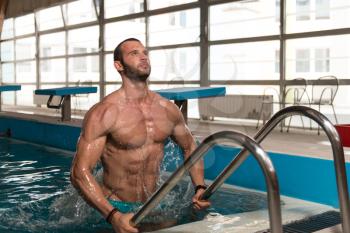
[286,35,350,79]
[210,41,280,81]
[36,6,64,31]
[148,0,196,10]
[40,58,66,83]
[1,63,14,83]
[40,32,66,57]
[150,47,200,81]
[15,37,36,60]
[14,14,35,36]
[1,0,350,121]
[104,0,144,18]
[0,41,14,61]
[286,0,350,33]
[210,0,279,40]
[0,18,14,39]
[105,19,146,51]
[63,0,97,25]
[68,26,99,54]
[296,49,310,73]
[148,9,200,46]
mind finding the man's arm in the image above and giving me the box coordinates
[167,102,210,210]
[70,104,115,218]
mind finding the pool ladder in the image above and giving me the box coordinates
[131,106,350,233]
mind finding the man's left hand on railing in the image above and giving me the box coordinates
[192,187,211,210]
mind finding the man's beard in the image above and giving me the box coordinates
[121,60,151,82]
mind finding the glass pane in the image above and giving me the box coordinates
[1,41,14,61]
[40,32,65,57]
[68,55,99,82]
[210,41,280,81]
[36,6,64,31]
[148,0,196,10]
[104,0,144,18]
[105,84,122,95]
[333,86,350,124]
[210,0,279,41]
[70,84,100,110]
[16,61,36,83]
[64,0,97,25]
[105,19,145,51]
[68,26,99,54]
[1,18,14,39]
[285,35,350,79]
[148,9,199,46]
[105,54,122,82]
[16,37,36,60]
[40,58,66,83]
[1,63,15,83]
[286,0,350,33]
[15,14,35,36]
[149,47,200,81]
[2,91,15,105]
[16,85,35,106]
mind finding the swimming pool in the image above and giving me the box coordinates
[0,137,276,233]
[0,115,348,232]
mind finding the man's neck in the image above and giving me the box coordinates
[121,78,149,102]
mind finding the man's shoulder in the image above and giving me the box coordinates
[85,100,118,123]
[151,91,176,109]
[151,91,182,120]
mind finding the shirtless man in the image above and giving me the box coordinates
[70,38,210,233]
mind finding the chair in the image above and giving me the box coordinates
[285,78,311,132]
[308,75,339,134]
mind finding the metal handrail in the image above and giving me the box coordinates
[130,131,283,232]
[201,105,350,233]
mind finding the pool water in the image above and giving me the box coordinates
[0,137,269,233]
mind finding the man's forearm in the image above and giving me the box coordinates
[71,168,114,218]
[189,159,206,186]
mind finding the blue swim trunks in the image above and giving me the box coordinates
[108,199,143,214]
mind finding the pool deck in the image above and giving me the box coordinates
[1,108,349,161]
[153,193,338,233]
[188,119,350,162]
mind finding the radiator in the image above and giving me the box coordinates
[198,94,273,120]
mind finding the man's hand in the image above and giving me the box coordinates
[111,212,139,233]
[192,189,211,210]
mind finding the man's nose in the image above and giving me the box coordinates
[140,53,148,61]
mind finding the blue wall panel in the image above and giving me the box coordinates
[0,116,80,151]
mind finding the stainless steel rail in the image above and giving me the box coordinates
[130,131,283,232]
[201,105,350,233]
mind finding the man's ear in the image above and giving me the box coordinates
[114,61,124,72]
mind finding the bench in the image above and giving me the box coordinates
[155,87,226,123]
[0,85,21,111]
[35,86,97,121]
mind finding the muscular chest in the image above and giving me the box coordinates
[110,104,173,148]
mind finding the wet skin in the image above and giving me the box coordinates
[70,40,210,233]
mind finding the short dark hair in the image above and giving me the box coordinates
[113,38,141,62]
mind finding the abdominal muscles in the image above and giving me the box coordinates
[102,142,164,202]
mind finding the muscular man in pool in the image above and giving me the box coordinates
[70,38,210,233]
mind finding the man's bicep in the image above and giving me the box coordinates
[74,135,106,170]
[172,119,196,155]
